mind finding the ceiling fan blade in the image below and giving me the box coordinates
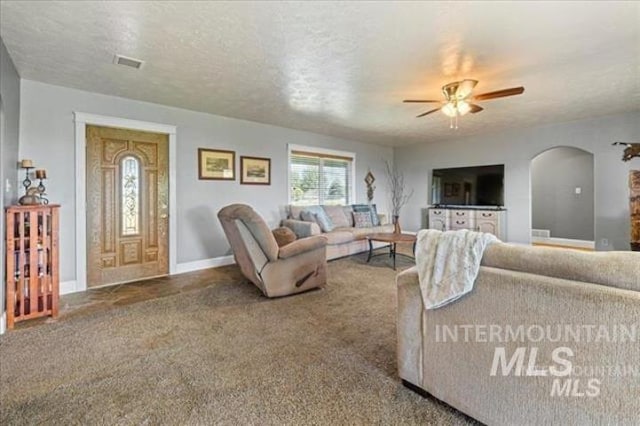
[472,87,524,101]
[416,108,441,118]
[469,104,484,113]
[403,99,442,103]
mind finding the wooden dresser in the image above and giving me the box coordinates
[427,206,507,240]
[5,205,60,329]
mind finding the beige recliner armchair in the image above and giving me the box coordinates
[218,204,328,297]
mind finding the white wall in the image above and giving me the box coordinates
[394,112,640,251]
[19,80,393,283]
[0,35,21,333]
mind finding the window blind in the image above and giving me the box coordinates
[290,150,353,206]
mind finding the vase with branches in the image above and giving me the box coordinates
[384,160,414,233]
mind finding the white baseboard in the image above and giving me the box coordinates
[175,255,236,274]
[60,280,81,295]
[0,312,5,335]
[57,256,235,296]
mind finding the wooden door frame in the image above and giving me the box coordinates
[74,112,177,293]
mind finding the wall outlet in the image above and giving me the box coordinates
[575,187,582,195]
[5,178,11,193]
[600,238,609,247]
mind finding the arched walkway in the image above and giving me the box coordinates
[530,146,595,250]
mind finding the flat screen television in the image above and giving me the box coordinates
[431,164,504,207]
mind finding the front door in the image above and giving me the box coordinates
[86,125,169,288]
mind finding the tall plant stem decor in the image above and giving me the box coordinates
[385,160,414,234]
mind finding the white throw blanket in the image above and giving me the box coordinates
[415,229,499,309]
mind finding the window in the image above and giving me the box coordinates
[289,147,354,206]
[121,156,140,235]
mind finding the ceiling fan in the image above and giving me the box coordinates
[403,79,524,128]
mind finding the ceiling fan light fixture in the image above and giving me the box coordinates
[457,100,471,116]
[441,100,470,117]
[441,102,457,118]
[404,79,524,127]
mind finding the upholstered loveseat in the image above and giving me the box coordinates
[283,204,394,260]
[397,242,640,425]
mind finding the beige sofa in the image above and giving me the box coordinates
[283,204,394,260]
[397,242,640,425]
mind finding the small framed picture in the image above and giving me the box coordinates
[240,156,271,185]
[198,148,235,180]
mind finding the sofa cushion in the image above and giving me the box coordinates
[324,231,355,245]
[323,205,351,228]
[342,206,354,226]
[482,243,640,292]
[272,227,297,247]
[334,224,394,239]
[353,211,373,228]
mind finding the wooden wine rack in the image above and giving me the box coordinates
[5,205,60,329]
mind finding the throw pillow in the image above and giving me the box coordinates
[369,204,381,226]
[353,211,373,228]
[352,204,380,226]
[303,206,334,232]
[272,227,297,247]
[300,210,318,224]
[288,205,304,220]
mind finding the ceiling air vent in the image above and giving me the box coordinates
[113,54,144,69]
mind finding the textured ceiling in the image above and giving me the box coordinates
[1,1,639,147]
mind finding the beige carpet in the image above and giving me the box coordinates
[0,251,475,425]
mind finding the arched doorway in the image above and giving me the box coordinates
[531,146,595,250]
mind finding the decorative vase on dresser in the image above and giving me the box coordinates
[631,171,640,251]
[427,206,507,240]
[5,204,60,329]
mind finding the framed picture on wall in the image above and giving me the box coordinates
[198,148,235,180]
[240,156,271,185]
